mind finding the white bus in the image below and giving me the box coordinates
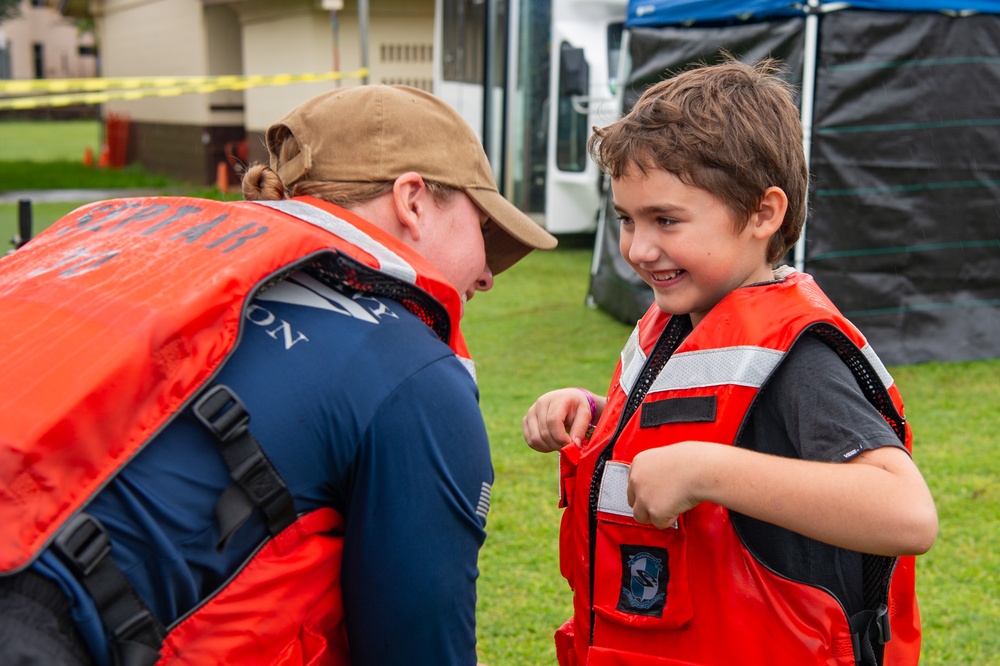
[433,0,626,234]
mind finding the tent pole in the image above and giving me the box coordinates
[588,28,632,306]
[794,0,819,273]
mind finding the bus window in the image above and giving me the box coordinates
[441,0,484,84]
[556,41,588,172]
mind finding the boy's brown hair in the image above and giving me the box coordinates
[589,57,808,264]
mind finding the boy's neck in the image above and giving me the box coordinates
[744,264,794,288]
[688,265,795,329]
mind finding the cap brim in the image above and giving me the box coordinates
[465,187,558,274]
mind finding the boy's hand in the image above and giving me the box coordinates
[627,442,708,529]
[523,388,599,452]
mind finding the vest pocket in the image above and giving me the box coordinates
[591,462,692,631]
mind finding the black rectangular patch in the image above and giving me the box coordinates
[640,396,717,427]
[616,544,669,617]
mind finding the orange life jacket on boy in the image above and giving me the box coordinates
[0,195,470,665]
[555,271,920,666]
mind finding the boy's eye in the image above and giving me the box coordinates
[657,217,678,227]
[616,215,633,226]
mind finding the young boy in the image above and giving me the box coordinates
[522,59,937,666]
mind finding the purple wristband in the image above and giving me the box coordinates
[577,388,597,426]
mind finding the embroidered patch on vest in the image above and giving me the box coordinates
[640,395,717,427]
[617,545,669,616]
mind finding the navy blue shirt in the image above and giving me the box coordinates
[37,270,492,666]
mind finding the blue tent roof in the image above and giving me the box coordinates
[626,0,1000,27]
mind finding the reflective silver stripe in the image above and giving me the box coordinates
[619,337,785,394]
[618,325,644,396]
[861,343,895,389]
[597,461,633,517]
[252,199,418,284]
[650,346,785,392]
[458,356,477,383]
[620,332,895,396]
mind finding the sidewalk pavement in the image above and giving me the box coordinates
[0,189,167,204]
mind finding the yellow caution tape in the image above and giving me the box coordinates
[0,69,368,110]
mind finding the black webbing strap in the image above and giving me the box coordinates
[193,384,297,550]
[850,603,891,666]
[52,512,165,666]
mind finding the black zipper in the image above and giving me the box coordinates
[586,315,691,644]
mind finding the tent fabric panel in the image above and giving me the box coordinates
[627,0,802,28]
[625,19,806,110]
[626,0,1000,28]
[805,273,1000,364]
[841,0,1000,14]
[594,6,1000,363]
[808,10,1000,363]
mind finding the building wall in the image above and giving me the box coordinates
[0,0,97,80]
[88,0,245,183]
[239,0,434,165]
[128,119,245,187]
[93,0,242,125]
[84,0,435,183]
[238,0,434,128]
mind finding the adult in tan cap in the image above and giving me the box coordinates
[245,84,557,307]
[0,85,554,666]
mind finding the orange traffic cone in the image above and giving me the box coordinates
[97,143,110,168]
[216,161,230,193]
[83,146,94,167]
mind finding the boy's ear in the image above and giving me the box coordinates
[391,171,427,242]
[750,186,788,239]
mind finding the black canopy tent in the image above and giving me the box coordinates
[588,0,1000,365]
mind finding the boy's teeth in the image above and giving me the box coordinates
[653,270,681,280]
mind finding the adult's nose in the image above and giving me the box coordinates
[475,265,494,292]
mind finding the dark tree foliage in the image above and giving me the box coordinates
[0,0,22,23]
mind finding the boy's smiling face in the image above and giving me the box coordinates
[613,164,781,327]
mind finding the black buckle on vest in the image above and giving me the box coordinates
[232,449,288,509]
[874,604,892,644]
[53,512,112,577]
[112,608,162,643]
[194,384,250,443]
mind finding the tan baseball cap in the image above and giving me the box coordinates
[266,84,557,274]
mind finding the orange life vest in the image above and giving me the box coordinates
[0,195,470,665]
[556,271,920,666]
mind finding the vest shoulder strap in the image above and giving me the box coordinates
[51,513,165,665]
[192,384,297,549]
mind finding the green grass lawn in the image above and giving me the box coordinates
[2,122,997,664]
[0,119,219,250]
[0,119,102,162]
[0,159,180,191]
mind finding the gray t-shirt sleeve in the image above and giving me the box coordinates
[749,334,907,463]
